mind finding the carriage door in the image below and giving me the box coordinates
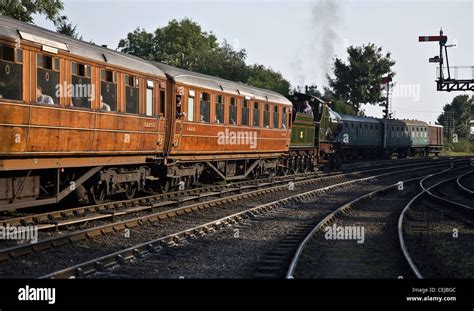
[172,86,185,152]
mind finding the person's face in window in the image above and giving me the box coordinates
[36,87,42,98]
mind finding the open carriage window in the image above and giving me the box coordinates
[241,99,249,126]
[215,95,225,124]
[229,97,237,125]
[253,102,260,127]
[125,74,139,114]
[36,54,59,105]
[100,69,117,112]
[282,107,288,129]
[71,62,92,109]
[263,103,270,128]
[273,106,279,129]
[0,45,22,101]
[200,92,210,123]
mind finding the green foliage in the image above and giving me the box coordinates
[320,86,357,115]
[118,28,156,60]
[246,64,291,95]
[437,95,472,139]
[55,15,80,39]
[118,18,290,95]
[442,138,473,155]
[0,1,80,38]
[330,98,357,115]
[200,40,248,83]
[0,0,64,24]
[328,43,395,113]
[153,18,218,72]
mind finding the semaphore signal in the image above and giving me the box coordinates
[419,29,474,92]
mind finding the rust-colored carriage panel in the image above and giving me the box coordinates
[165,81,292,159]
[171,120,290,155]
[0,102,166,156]
[428,125,443,146]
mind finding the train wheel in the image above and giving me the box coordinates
[159,180,171,193]
[89,183,106,205]
[123,183,137,200]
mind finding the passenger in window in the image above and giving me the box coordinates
[303,101,313,116]
[230,118,236,125]
[36,86,54,105]
[100,96,111,111]
[176,95,183,119]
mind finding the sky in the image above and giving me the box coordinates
[34,0,474,123]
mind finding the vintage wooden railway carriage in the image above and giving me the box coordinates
[0,16,293,211]
[0,16,170,210]
[152,62,292,189]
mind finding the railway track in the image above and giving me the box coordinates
[0,158,452,233]
[0,157,441,229]
[286,177,423,279]
[456,168,474,195]
[282,159,473,279]
[33,159,463,279]
[399,161,474,279]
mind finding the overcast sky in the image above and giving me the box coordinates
[34,0,474,122]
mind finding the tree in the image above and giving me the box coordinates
[118,18,290,95]
[0,0,64,25]
[153,18,218,72]
[246,64,290,95]
[55,15,81,39]
[328,43,395,113]
[437,95,472,139]
[118,28,156,60]
[200,40,248,82]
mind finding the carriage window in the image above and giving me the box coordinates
[229,97,237,125]
[71,62,91,109]
[125,74,139,114]
[215,95,224,124]
[273,106,279,129]
[187,91,194,122]
[146,80,154,116]
[0,45,22,101]
[253,102,260,127]
[282,107,287,129]
[263,104,270,128]
[159,90,165,115]
[200,92,210,123]
[241,99,249,126]
[36,54,59,105]
[100,69,117,112]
